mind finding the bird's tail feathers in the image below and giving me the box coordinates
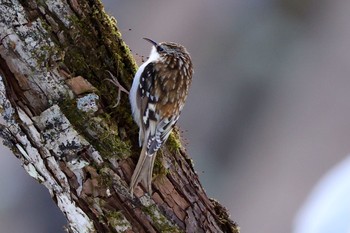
[130,144,156,197]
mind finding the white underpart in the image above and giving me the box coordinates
[129,46,160,127]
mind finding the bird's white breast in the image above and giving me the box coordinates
[129,46,160,126]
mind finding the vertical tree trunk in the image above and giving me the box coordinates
[0,0,238,232]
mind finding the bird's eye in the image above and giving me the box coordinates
[157,45,164,52]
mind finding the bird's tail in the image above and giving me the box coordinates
[130,144,156,197]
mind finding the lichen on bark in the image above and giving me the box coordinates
[0,0,239,232]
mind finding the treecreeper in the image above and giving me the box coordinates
[107,38,193,197]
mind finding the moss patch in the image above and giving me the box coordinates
[166,132,182,153]
[62,0,137,88]
[143,204,183,233]
[106,210,131,232]
[152,149,168,179]
[60,98,131,160]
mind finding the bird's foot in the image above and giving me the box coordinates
[104,70,129,107]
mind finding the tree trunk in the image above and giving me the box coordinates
[0,0,238,232]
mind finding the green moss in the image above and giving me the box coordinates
[91,2,137,77]
[63,1,137,85]
[97,167,113,187]
[166,132,182,153]
[142,204,183,233]
[59,99,131,160]
[90,115,131,159]
[43,0,141,152]
[152,130,184,177]
[152,149,168,179]
[106,210,131,232]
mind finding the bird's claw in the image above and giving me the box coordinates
[104,70,129,107]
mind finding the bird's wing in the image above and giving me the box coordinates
[138,62,179,155]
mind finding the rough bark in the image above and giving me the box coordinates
[0,0,239,232]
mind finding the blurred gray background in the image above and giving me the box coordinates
[2,0,350,232]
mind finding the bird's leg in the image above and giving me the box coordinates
[104,70,129,107]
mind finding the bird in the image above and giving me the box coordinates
[129,38,193,196]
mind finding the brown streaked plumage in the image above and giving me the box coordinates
[129,38,193,196]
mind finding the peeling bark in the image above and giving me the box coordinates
[0,0,239,232]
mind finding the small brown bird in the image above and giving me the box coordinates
[129,38,193,196]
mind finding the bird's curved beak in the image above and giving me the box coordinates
[143,37,158,46]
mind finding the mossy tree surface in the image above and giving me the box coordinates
[0,0,238,232]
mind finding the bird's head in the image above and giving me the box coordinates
[143,37,192,69]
